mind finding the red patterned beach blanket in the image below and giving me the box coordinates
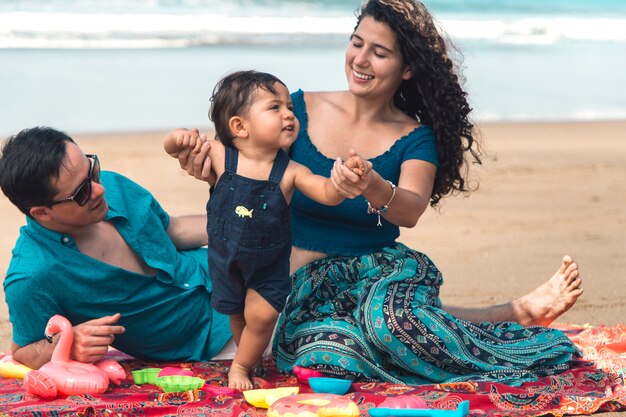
[0,324,624,417]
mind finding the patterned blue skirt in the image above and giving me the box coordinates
[274,243,580,385]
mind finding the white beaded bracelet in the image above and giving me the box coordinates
[366,180,397,226]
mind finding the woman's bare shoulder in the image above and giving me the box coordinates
[389,106,421,133]
[302,90,348,113]
[399,113,421,131]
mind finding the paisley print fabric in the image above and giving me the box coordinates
[0,324,625,416]
[275,243,580,385]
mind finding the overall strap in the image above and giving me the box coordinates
[224,145,238,172]
[268,149,290,183]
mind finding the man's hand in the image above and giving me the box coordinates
[71,313,125,363]
[178,139,215,184]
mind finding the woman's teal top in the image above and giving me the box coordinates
[289,89,440,255]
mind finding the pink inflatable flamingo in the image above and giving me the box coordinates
[22,315,126,399]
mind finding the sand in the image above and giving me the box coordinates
[1,120,625,354]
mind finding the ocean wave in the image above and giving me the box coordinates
[0,12,354,48]
[442,17,626,44]
[1,12,626,48]
[475,108,626,122]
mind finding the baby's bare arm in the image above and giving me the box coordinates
[293,163,344,206]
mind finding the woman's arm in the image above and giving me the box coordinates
[331,150,435,228]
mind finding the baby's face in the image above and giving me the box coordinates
[243,83,299,150]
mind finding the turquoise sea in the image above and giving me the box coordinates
[1,0,626,136]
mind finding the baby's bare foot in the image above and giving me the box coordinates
[228,362,253,391]
[515,256,583,327]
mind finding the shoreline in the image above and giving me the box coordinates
[1,120,625,352]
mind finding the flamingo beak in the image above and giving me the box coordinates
[45,334,54,343]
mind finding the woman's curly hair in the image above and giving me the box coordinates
[357,0,482,206]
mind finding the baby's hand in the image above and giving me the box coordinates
[344,154,372,177]
[176,129,204,152]
[164,128,204,156]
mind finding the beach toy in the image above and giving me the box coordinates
[243,386,300,408]
[134,366,204,393]
[268,393,360,417]
[155,375,205,392]
[132,367,162,385]
[378,396,428,409]
[308,376,352,395]
[158,367,194,378]
[133,367,198,390]
[368,399,470,417]
[292,365,325,384]
[203,385,236,396]
[22,315,126,399]
[0,355,32,379]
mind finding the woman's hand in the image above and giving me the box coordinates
[178,137,215,184]
[330,149,373,198]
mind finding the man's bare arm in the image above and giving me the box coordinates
[166,215,208,250]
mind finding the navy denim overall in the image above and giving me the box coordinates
[207,146,291,315]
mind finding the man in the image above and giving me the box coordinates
[0,127,231,369]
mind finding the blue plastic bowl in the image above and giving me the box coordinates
[308,377,352,395]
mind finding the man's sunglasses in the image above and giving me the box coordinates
[49,154,101,207]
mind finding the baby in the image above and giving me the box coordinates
[164,70,370,389]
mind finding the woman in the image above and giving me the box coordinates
[182,0,583,385]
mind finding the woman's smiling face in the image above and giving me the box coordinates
[345,15,412,99]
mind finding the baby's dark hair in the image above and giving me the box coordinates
[209,70,286,147]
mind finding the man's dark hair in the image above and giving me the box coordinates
[0,127,75,215]
[209,70,286,147]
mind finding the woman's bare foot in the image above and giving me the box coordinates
[228,362,253,390]
[514,256,583,327]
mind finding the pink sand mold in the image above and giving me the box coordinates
[368,399,470,417]
[203,385,236,396]
[379,396,428,409]
[158,367,194,378]
[292,365,325,384]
